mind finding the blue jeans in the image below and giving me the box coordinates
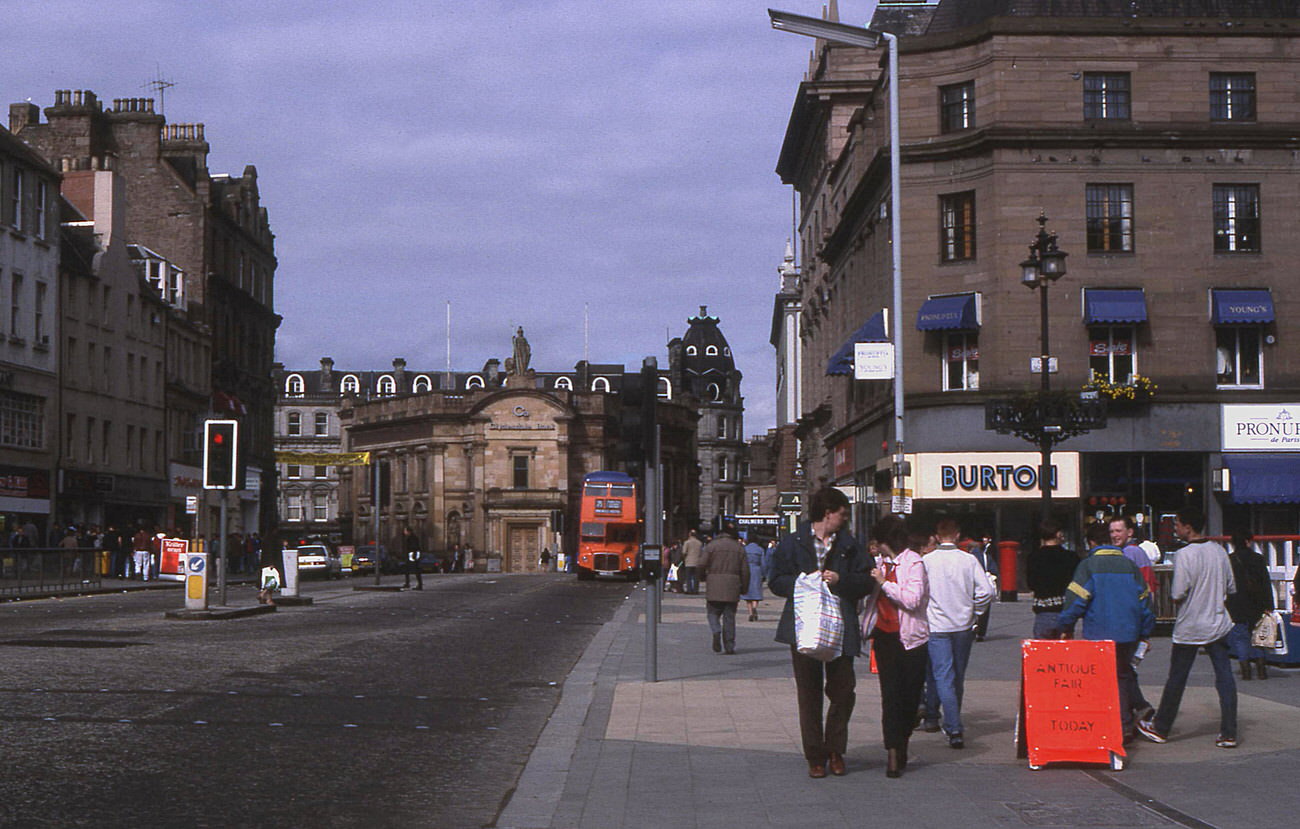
[1032,610,1074,640]
[1152,636,1237,740]
[1226,622,1265,661]
[924,628,976,736]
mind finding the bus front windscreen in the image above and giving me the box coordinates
[580,522,605,539]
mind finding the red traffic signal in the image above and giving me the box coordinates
[203,420,240,489]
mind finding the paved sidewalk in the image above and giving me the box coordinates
[499,586,1300,829]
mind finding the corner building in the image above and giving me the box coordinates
[778,0,1300,545]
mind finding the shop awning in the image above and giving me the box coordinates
[1212,289,1274,325]
[1226,454,1300,504]
[1085,289,1147,324]
[916,294,978,331]
[825,311,889,375]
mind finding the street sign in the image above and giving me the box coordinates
[185,495,198,515]
[1030,357,1059,374]
[854,343,895,380]
[890,493,913,514]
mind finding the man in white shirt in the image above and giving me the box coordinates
[1137,506,1238,748]
[920,518,995,748]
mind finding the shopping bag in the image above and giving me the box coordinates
[1253,611,1287,653]
[794,571,843,662]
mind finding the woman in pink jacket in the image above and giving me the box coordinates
[861,515,930,778]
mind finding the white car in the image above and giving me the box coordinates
[295,544,342,579]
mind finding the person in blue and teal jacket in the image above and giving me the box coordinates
[1054,520,1156,738]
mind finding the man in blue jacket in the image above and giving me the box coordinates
[1055,520,1156,741]
[769,487,875,778]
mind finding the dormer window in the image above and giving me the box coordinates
[377,375,396,396]
[657,377,671,399]
[706,345,718,356]
[555,377,573,390]
[284,374,305,397]
[686,345,698,356]
[341,374,360,394]
[706,382,722,402]
[592,377,611,393]
[466,375,485,390]
[413,375,432,393]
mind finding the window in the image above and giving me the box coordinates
[591,377,610,392]
[10,273,22,337]
[1210,73,1255,121]
[554,376,572,390]
[466,375,485,390]
[939,191,976,262]
[413,375,432,392]
[285,374,305,397]
[341,374,360,394]
[287,464,301,480]
[34,282,46,343]
[377,375,396,396]
[1089,327,1135,383]
[101,421,110,464]
[315,465,328,479]
[706,345,718,356]
[287,494,303,521]
[658,377,671,399]
[66,414,76,460]
[10,168,23,232]
[1086,184,1134,252]
[1216,327,1262,387]
[0,391,45,449]
[706,382,722,402]
[512,454,529,489]
[939,81,975,132]
[1083,73,1130,120]
[314,412,328,436]
[287,412,302,436]
[716,416,726,438]
[718,457,729,482]
[1213,184,1260,252]
[34,181,47,239]
[686,345,698,356]
[719,495,730,516]
[943,333,980,391]
[312,493,328,522]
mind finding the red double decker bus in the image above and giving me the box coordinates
[575,471,641,580]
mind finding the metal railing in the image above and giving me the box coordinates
[0,548,102,598]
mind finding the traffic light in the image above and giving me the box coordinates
[203,420,240,489]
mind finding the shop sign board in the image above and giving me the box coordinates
[853,343,894,380]
[911,452,1080,500]
[1019,640,1125,770]
[1222,404,1300,452]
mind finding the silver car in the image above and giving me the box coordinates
[294,544,343,579]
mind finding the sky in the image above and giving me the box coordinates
[6,0,883,435]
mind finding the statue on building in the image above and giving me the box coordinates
[510,327,531,376]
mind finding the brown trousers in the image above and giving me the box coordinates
[790,647,857,764]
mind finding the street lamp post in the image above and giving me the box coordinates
[768,9,907,494]
[1019,213,1069,522]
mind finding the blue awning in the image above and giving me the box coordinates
[1226,454,1300,504]
[916,294,978,331]
[1212,289,1274,325]
[826,311,889,375]
[1085,289,1147,324]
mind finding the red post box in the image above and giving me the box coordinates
[998,540,1020,602]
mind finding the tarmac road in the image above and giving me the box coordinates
[0,573,632,828]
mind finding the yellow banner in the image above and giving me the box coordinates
[275,451,371,466]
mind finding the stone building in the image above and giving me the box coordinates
[0,125,60,542]
[667,306,745,527]
[10,90,278,539]
[777,0,1300,543]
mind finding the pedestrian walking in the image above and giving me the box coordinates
[768,487,874,779]
[132,526,152,581]
[861,516,929,778]
[1138,506,1239,748]
[540,547,552,571]
[740,535,765,621]
[1054,521,1156,742]
[1110,515,1157,595]
[681,529,703,594]
[402,527,423,590]
[1225,530,1273,680]
[920,517,994,748]
[700,523,749,654]
[1026,519,1079,639]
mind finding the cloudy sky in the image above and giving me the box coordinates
[8,0,882,433]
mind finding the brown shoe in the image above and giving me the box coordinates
[808,763,827,779]
[828,753,846,776]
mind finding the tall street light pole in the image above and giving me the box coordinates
[769,9,907,492]
[1019,213,1069,522]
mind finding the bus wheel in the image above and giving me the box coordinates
[576,567,594,581]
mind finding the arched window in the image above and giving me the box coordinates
[341,374,360,394]
[706,345,718,356]
[554,376,573,391]
[657,376,671,399]
[413,375,432,392]
[724,347,731,356]
[686,345,698,356]
[284,374,305,397]
[706,382,722,402]
[377,375,396,396]
[466,375,485,390]
[287,412,302,436]
[591,377,611,393]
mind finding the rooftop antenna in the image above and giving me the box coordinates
[584,303,590,363]
[445,301,452,378]
[144,67,176,115]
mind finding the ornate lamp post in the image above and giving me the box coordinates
[1020,214,1069,521]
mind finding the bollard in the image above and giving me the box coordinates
[185,551,209,611]
[281,548,300,599]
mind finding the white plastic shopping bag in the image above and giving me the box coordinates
[794,571,843,661]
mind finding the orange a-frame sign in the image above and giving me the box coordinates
[1018,639,1127,770]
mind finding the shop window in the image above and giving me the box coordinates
[1085,184,1134,253]
[943,333,979,391]
[1212,184,1260,252]
[1089,327,1135,383]
[1216,327,1263,388]
[1083,73,1130,120]
[939,81,975,133]
[939,191,976,262]
[1210,72,1255,121]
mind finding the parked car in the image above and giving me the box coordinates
[350,544,391,575]
[294,544,343,579]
